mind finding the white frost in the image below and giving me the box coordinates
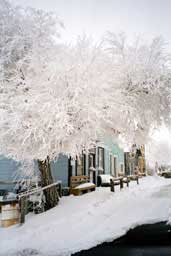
[0,1,171,165]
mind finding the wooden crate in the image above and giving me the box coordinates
[1,202,19,227]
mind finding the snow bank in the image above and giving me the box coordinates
[0,176,171,256]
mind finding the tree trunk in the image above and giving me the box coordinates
[38,156,59,211]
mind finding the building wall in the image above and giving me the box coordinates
[72,141,125,185]
[104,148,110,174]
[110,143,125,174]
[124,145,146,175]
[0,154,70,191]
[0,140,125,190]
[50,154,69,187]
[0,155,21,191]
[94,139,125,180]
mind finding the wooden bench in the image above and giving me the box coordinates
[70,176,96,196]
[110,176,129,192]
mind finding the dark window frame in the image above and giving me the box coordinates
[113,156,117,177]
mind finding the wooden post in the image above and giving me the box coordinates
[110,179,115,192]
[120,178,123,189]
[126,177,129,187]
[58,183,62,198]
[20,196,27,224]
[137,176,139,185]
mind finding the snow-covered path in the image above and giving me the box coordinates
[0,176,171,256]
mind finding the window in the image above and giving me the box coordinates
[98,147,104,173]
[88,148,96,170]
[88,148,96,183]
[76,153,86,176]
[120,163,124,173]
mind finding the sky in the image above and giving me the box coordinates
[146,126,171,167]
[14,0,171,45]
[14,0,171,166]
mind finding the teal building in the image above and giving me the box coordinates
[0,139,125,191]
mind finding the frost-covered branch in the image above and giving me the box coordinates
[0,1,171,167]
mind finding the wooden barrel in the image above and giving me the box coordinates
[1,202,19,227]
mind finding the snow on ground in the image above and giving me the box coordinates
[0,176,171,256]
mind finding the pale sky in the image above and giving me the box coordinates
[14,0,171,44]
[146,126,171,167]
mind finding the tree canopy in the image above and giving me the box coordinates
[0,0,171,162]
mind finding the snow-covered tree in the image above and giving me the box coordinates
[0,0,64,209]
[0,0,62,80]
[105,33,171,146]
[0,34,113,160]
[0,1,117,208]
[1,0,171,207]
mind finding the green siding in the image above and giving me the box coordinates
[98,137,125,175]
[111,144,124,172]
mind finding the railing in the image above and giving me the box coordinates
[0,181,20,184]
[110,175,139,192]
[18,181,62,224]
[17,181,62,199]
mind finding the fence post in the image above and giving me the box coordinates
[137,176,139,185]
[58,183,62,198]
[126,177,129,187]
[20,196,27,224]
[120,178,123,189]
[110,179,115,192]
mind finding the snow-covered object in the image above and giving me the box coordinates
[99,174,114,184]
[0,192,17,202]
[74,182,95,189]
[0,176,171,255]
[29,191,45,204]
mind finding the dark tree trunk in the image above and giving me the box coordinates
[38,156,59,211]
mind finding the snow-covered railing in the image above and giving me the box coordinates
[0,180,24,184]
[18,181,62,224]
[17,181,62,199]
[109,175,139,192]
